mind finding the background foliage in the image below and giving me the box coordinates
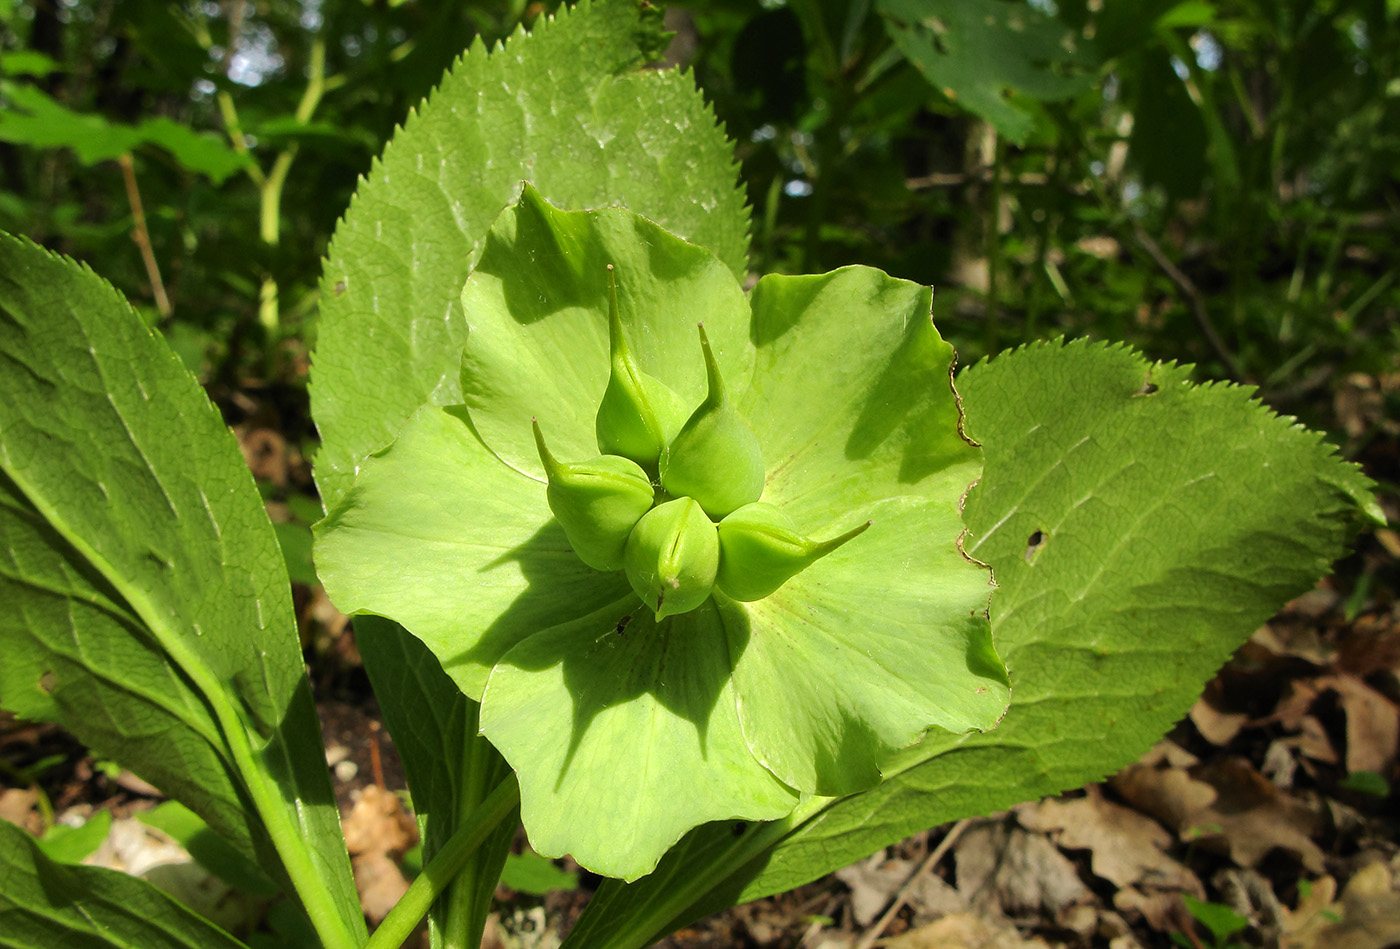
[3,0,1396,445]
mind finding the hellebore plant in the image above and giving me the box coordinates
[313,185,1012,880]
[0,4,1379,949]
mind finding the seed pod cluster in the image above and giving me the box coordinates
[534,267,869,621]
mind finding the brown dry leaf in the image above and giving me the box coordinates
[835,854,913,926]
[1336,614,1400,678]
[1260,740,1299,789]
[344,785,416,856]
[907,873,973,926]
[354,852,410,924]
[955,820,1092,919]
[1020,793,1202,901]
[1374,529,1400,559]
[1196,759,1326,872]
[1114,759,1326,873]
[1283,862,1400,949]
[1335,372,1384,439]
[1190,687,1248,747]
[1274,679,1323,731]
[1137,740,1200,769]
[1250,622,1331,666]
[237,426,289,486]
[344,785,417,924]
[1314,674,1399,775]
[882,913,1052,949]
[1112,887,1191,933]
[0,787,41,835]
[1111,761,1217,830]
[1281,875,1339,949]
[1292,715,1339,765]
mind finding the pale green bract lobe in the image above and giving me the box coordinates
[314,189,1010,880]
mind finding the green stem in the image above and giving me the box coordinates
[217,91,267,188]
[367,776,521,949]
[440,709,516,947]
[256,38,326,335]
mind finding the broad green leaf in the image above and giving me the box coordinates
[742,268,979,529]
[137,803,279,898]
[563,339,1374,949]
[37,811,112,865]
[726,267,1001,795]
[0,84,247,182]
[0,81,141,163]
[0,51,61,77]
[134,117,250,185]
[500,852,579,895]
[728,496,1005,795]
[481,603,799,881]
[315,404,635,698]
[877,0,1099,144]
[312,3,748,920]
[0,236,364,946]
[0,818,251,949]
[459,185,752,480]
[0,472,279,882]
[353,616,517,947]
[311,0,750,513]
[725,339,1376,897]
[1183,895,1250,943]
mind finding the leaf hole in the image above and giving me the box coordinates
[333,279,347,296]
[615,615,631,636]
[732,821,748,837]
[39,670,56,693]
[1024,530,1047,561]
[1134,379,1159,396]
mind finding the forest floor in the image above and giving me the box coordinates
[1,372,1397,949]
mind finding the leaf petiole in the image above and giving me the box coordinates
[365,775,522,949]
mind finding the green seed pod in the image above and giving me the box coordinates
[659,324,764,519]
[534,419,654,572]
[595,265,687,472]
[716,502,871,601]
[624,497,719,620]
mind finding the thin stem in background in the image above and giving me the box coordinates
[208,25,326,338]
[117,152,172,319]
[1133,225,1246,381]
[257,37,327,333]
[852,818,970,949]
[983,129,1005,357]
[366,775,522,949]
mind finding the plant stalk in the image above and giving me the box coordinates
[366,775,521,949]
[117,153,172,318]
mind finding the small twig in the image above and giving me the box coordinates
[117,153,172,318]
[1134,226,1247,381]
[853,818,971,949]
[368,724,385,790]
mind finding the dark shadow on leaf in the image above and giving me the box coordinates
[471,185,609,324]
[448,517,634,679]
[497,596,751,789]
[844,311,969,485]
[463,509,751,788]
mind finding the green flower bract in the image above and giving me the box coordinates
[313,186,1010,880]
